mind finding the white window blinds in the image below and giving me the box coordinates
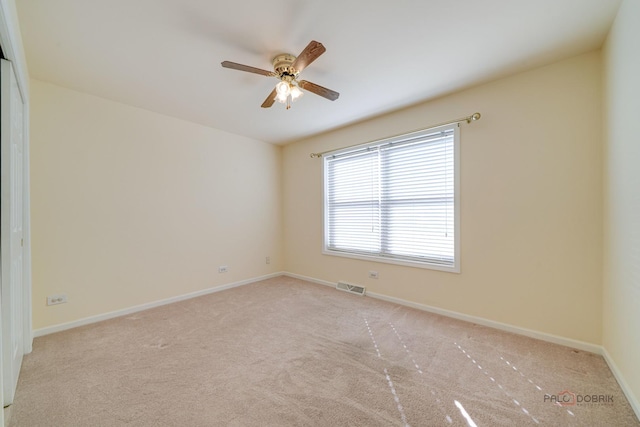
[324,124,459,271]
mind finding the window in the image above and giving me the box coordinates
[323,123,460,272]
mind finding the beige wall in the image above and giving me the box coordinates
[283,52,603,344]
[603,0,640,411]
[30,80,282,330]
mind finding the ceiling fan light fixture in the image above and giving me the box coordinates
[290,85,303,101]
[276,92,288,104]
[276,81,290,96]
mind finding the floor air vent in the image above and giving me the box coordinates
[336,281,366,296]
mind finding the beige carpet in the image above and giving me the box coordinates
[8,276,639,426]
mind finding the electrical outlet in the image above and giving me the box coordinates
[47,294,68,306]
[266,256,271,265]
[218,265,228,273]
[368,270,379,279]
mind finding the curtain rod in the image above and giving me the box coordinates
[310,112,481,158]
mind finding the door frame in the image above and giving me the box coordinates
[0,0,33,415]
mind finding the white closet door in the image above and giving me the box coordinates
[1,58,25,406]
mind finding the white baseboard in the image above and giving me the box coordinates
[283,272,602,354]
[284,272,335,288]
[367,291,604,354]
[33,272,284,337]
[602,347,640,422]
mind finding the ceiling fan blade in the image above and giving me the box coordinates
[298,80,339,101]
[292,40,326,73]
[221,61,274,77]
[261,88,277,108]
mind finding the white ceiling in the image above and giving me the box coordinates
[16,0,621,145]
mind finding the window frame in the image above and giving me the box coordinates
[322,123,461,273]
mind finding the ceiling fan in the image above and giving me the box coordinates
[221,40,339,110]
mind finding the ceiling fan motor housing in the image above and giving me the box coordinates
[272,54,298,81]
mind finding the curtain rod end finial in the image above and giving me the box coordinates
[471,112,481,122]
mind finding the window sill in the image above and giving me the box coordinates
[322,249,460,273]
